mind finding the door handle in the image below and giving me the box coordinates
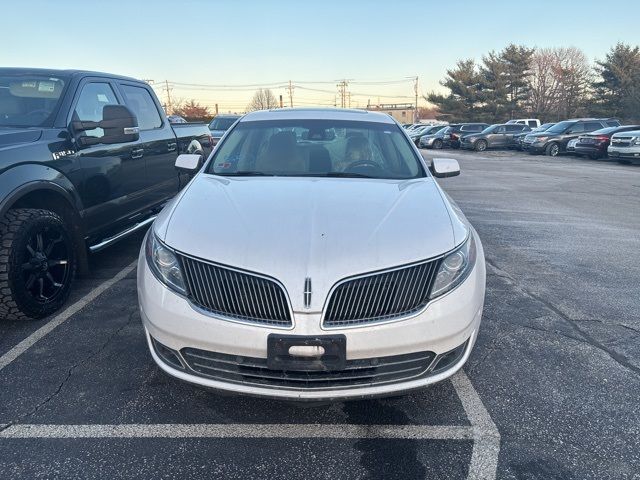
[167,142,177,152]
[131,148,144,159]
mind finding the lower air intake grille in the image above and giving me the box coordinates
[181,348,436,390]
[179,255,292,327]
[323,259,440,328]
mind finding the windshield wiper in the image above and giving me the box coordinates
[298,172,374,178]
[218,171,275,176]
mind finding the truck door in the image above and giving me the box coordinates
[118,83,179,209]
[69,80,147,237]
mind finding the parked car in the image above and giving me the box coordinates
[506,118,541,128]
[566,138,579,154]
[574,125,640,159]
[410,125,446,146]
[460,123,531,151]
[607,129,640,164]
[418,126,448,149]
[512,123,555,150]
[0,68,214,320]
[442,123,490,149]
[208,114,241,147]
[522,119,619,156]
[138,108,486,400]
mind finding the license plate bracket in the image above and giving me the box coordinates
[267,334,346,371]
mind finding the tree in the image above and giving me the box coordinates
[527,47,591,120]
[426,59,483,122]
[173,100,211,122]
[592,43,640,121]
[500,44,535,117]
[247,88,279,111]
[478,50,510,121]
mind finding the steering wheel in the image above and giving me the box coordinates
[344,159,383,175]
[23,109,50,122]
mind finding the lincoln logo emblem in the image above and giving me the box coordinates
[304,277,312,309]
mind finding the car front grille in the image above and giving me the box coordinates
[322,259,441,328]
[611,137,632,147]
[179,255,292,327]
[180,347,437,390]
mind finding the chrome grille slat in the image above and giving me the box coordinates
[179,255,292,327]
[323,258,441,328]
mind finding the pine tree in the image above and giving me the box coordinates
[426,59,483,122]
[593,43,640,121]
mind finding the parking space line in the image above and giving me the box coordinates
[0,260,138,373]
[452,371,501,480]
[0,423,474,440]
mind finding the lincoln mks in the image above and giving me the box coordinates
[137,108,485,400]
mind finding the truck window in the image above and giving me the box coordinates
[120,85,162,130]
[73,82,119,138]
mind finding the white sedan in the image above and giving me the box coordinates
[137,108,485,400]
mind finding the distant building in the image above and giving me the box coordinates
[366,103,416,123]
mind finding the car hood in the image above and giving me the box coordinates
[158,175,466,312]
[0,127,43,149]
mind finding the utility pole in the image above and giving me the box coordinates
[286,80,294,108]
[279,95,284,108]
[336,79,351,108]
[163,80,173,115]
[215,103,219,115]
[413,76,419,122]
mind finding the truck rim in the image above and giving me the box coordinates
[21,226,71,303]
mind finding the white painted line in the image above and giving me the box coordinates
[0,260,138,373]
[0,423,474,440]
[452,371,501,480]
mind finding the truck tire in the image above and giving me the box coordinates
[546,142,560,157]
[0,209,76,321]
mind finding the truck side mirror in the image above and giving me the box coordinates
[74,105,140,147]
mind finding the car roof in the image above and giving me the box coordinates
[240,108,396,124]
[0,67,141,83]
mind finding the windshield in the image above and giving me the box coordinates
[209,116,240,131]
[426,126,445,135]
[481,124,500,134]
[207,119,426,179]
[546,121,574,134]
[0,74,67,127]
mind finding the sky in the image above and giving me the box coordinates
[2,0,639,114]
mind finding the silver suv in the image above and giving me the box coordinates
[608,130,640,164]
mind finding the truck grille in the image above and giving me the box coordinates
[179,255,292,327]
[323,259,440,328]
[180,348,436,390]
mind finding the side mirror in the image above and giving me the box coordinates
[175,154,203,173]
[74,105,139,147]
[430,158,460,178]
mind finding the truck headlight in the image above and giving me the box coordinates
[145,231,187,294]
[430,234,477,299]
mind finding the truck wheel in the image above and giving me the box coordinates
[0,209,76,321]
[546,143,560,157]
[433,139,443,149]
[475,140,488,152]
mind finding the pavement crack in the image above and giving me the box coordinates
[486,258,640,378]
[10,309,137,425]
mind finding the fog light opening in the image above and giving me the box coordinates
[151,337,186,370]
[431,339,469,374]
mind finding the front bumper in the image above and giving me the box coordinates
[137,236,486,400]
[608,146,640,159]
[523,142,546,153]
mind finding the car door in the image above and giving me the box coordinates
[117,82,179,209]
[563,122,585,148]
[69,79,147,237]
[490,125,507,147]
[505,125,525,146]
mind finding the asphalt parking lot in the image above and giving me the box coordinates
[0,149,639,479]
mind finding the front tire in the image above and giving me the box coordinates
[0,209,76,321]
[546,142,560,157]
[475,140,488,152]
[433,139,443,149]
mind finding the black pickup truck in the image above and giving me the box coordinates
[0,68,213,320]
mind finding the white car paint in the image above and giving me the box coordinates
[138,108,486,400]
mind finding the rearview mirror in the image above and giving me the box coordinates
[74,105,140,147]
[175,154,203,173]
[430,158,460,178]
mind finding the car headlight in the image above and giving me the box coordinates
[145,231,187,294]
[430,234,477,299]
[633,137,640,145]
[536,136,548,142]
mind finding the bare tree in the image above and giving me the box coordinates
[247,88,279,111]
[528,47,591,120]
